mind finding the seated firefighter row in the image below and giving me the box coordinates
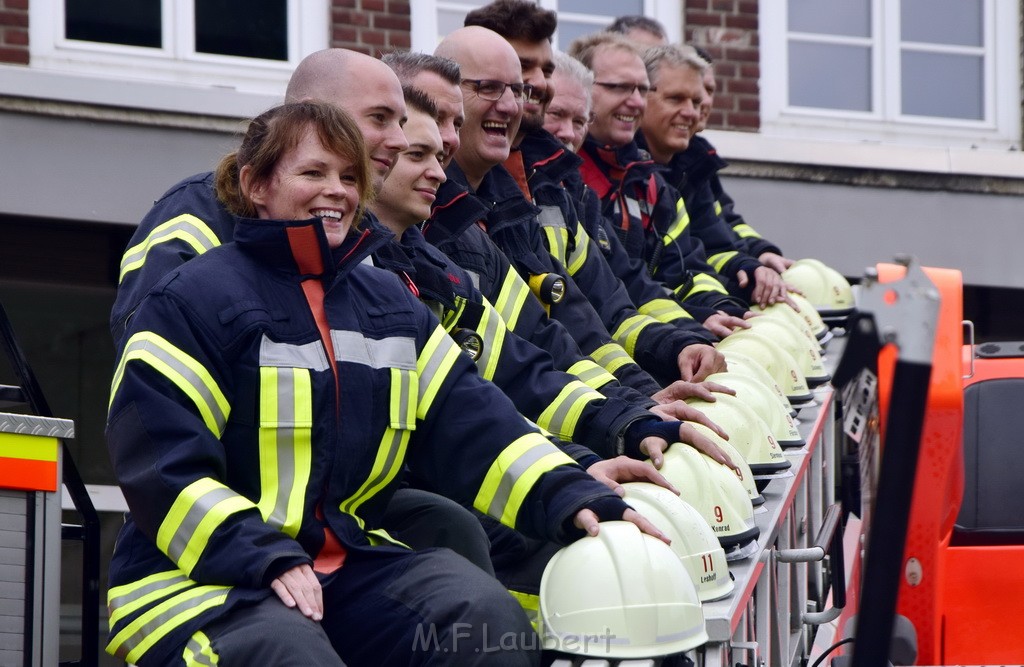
[107,2,802,664]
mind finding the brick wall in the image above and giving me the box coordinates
[0,0,29,65]
[331,0,411,56]
[684,0,760,132]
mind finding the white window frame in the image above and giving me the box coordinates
[28,0,329,97]
[760,0,1020,150]
[410,0,682,54]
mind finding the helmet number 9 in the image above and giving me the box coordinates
[713,505,724,523]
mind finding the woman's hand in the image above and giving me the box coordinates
[271,564,324,621]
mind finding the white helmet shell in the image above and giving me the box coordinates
[704,372,805,447]
[539,521,709,658]
[622,482,735,602]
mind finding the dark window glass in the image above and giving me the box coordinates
[195,0,288,61]
[65,0,162,48]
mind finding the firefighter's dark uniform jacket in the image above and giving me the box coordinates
[113,171,654,463]
[425,176,663,397]
[105,214,629,665]
[518,130,719,358]
[373,225,655,459]
[577,136,747,321]
[638,131,775,302]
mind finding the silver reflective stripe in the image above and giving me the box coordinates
[543,384,597,438]
[166,486,238,564]
[537,205,567,230]
[113,586,230,662]
[331,330,417,370]
[259,336,329,371]
[486,444,556,519]
[183,631,218,666]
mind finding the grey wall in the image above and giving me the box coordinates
[721,175,1024,290]
[1,110,237,225]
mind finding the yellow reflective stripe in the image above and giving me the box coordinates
[509,589,540,631]
[183,630,219,666]
[714,200,723,216]
[473,433,575,527]
[119,214,222,283]
[709,250,739,273]
[156,477,258,576]
[590,343,635,374]
[536,381,604,442]
[257,367,313,538]
[417,325,461,419]
[663,198,691,245]
[475,300,508,382]
[639,298,693,324]
[732,223,763,239]
[340,367,416,519]
[111,331,230,437]
[565,223,589,276]
[678,273,729,299]
[542,225,570,267]
[566,359,617,389]
[108,570,194,626]
[109,585,230,664]
[611,314,652,357]
[494,267,532,332]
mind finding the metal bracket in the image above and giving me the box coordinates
[857,255,941,364]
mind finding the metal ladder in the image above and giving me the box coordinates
[1,300,100,667]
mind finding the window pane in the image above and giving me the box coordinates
[560,0,642,14]
[788,41,871,111]
[195,0,287,61]
[788,0,870,38]
[65,0,161,48]
[902,51,983,119]
[901,0,982,47]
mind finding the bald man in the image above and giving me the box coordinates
[112,49,409,343]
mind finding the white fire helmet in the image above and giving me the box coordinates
[717,329,814,405]
[743,316,831,387]
[653,443,759,550]
[539,521,709,659]
[684,393,791,476]
[621,482,735,602]
[717,349,794,415]
[704,371,805,447]
[781,258,855,318]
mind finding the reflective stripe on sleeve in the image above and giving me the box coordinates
[611,314,652,357]
[639,298,694,324]
[257,367,313,537]
[677,272,730,299]
[473,433,576,527]
[589,342,636,375]
[732,223,763,239]
[536,381,605,442]
[566,359,617,389]
[156,478,259,576]
[111,331,230,437]
[709,250,739,273]
[662,198,691,246]
[119,214,222,283]
[493,267,532,332]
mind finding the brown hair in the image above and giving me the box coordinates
[214,101,373,222]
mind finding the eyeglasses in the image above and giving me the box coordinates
[593,81,656,97]
[461,79,535,103]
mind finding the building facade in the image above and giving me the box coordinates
[0,1,1021,660]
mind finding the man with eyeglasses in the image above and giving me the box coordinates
[463,0,727,384]
[571,32,763,336]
